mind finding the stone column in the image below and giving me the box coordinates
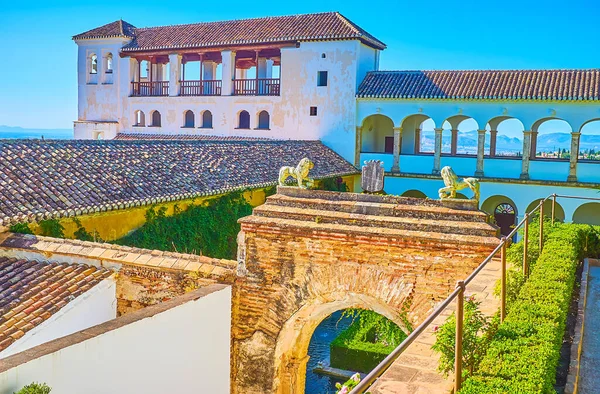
[221,50,236,95]
[530,131,538,158]
[355,126,362,168]
[568,132,581,182]
[451,129,459,156]
[433,127,443,174]
[265,59,274,78]
[391,127,402,173]
[520,131,533,180]
[168,53,181,96]
[489,130,498,157]
[414,127,421,154]
[203,61,215,80]
[475,129,486,177]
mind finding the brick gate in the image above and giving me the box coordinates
[231,187,499,394]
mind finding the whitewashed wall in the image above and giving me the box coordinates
[0,277,117,359]
[0,285,231,394]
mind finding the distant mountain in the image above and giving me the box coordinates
[419,130,600,154]
[0,125,72,140]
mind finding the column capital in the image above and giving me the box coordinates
[393,126,403,133]
[434,127,444,133]
[477,129,487,134]
[571,131,582,137]
[451,128,459,133]
[490,129,498,134]
[523,130,533,135]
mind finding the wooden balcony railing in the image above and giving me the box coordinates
[131,81,169,97]
[180,80,222,96]
[234,78,280,96]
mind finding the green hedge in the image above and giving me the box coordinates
[330,311,407,373]
[460,223,599,393]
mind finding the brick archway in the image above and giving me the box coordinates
[231,187,499,394]
[273,293,408,394]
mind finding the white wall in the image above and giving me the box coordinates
[0,285,231,394]
[0,278,117,359]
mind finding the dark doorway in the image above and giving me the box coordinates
[494,203,516,237]
[384,136,394,154]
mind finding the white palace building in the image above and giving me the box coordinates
[73,12,600,232]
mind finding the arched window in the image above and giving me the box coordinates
[90,54,98,74]
[238,110,250,129]
[257,111,270,130]
[134,110,145,127]
[183,110,195,128]
[106,53,113,73]
[201,110,213,129]
[151,111,161,127]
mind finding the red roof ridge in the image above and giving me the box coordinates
[133,11,340,31]
[369,68,600,74]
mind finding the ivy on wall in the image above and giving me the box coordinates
[114,191,253,259]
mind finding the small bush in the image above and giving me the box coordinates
[38,219,64,238]
[9,222,33,234]
[14,383,51,394]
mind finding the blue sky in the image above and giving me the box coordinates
[1,0,599,129]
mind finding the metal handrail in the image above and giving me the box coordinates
[350,193,600,393]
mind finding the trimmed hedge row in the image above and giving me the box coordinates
[330,312,407,373]
[460,223,599,393]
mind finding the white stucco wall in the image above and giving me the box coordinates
[0,277,117,359]
[0,285,231,394]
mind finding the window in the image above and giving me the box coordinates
[151,111,161,127]
[317,71,328,87]
[201,110,213,129]
[321,53,326,59]
[134,110,145,126]
[257,111,270,130]
[238,110,250,129]
[106,53,113,73]
[310,107,318,116]
[183,110,195,128]
[90,55,98,74]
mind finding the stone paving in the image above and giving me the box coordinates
[371,257,502,394]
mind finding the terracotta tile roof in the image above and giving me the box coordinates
[80,12,385,51]
[73,20,136,40]
[0,140,358,226]
[114,133,270,141]
[357,70,600,101]
[0,257,112,352]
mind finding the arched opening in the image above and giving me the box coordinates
[238,110,250,129]
[418,118,436,153]
[481,195,519,237]
[526,199,565,222]
[183,110,195,128]
[443,116,480,156]
[579,120,600,161]
[487,118,525,157]
[105,53,113,73]
[401,190,427,199]
[304,309,406,394]
[361,114,394,154]
[201,110,213,129]
[532,119,572,160]
[572,203,600,225]
[90,54,98,74]
[134,110,145,127]
[257,111,270,130]
[151,111,161,127]
[273,295,408,394]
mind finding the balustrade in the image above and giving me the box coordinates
[131,81,169,97]
[180,80,222,96]
[234,78,280,96]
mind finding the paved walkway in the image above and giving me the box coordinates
[371,258,502,394]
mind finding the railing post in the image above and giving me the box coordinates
[539,201,544,253]
[500,237,507,322]
[551,194,557,225]
[455,280,465,393]
[523,213,529,277]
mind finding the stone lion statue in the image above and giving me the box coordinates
[279,158,314,188]
[438,166,480,201]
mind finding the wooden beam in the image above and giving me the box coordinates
[120,43,291,58]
